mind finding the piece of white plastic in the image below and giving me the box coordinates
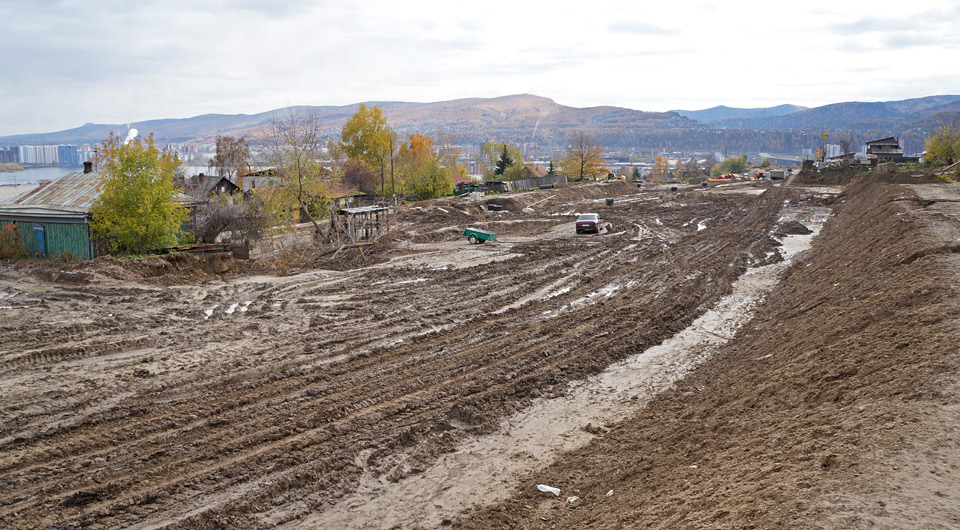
[535,484,560,496]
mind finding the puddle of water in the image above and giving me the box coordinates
[286,221,823,530]
[547,282,621,317]
[394,278,427,286]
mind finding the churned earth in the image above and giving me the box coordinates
[1,175,956,529]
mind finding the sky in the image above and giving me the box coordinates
[1,0,959,137]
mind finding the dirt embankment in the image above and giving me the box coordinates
[792,166,945,186]
[455,179,960,528]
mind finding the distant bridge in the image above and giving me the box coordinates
[759,153,802,166]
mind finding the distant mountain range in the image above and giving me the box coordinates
[672,104,809,124]
[0,95,694,148]
[712,95,960,131]
[2,94,958,155]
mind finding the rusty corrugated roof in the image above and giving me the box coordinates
[0,171,198,221]
[0,171,101,214]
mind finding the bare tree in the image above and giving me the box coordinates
[209,135,251,186]
[837,135,853,155]
[563,132,605,180]
[341,158,379,194]
[259,108,329,238]
[193,193,271,244]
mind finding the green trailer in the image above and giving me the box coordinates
[464,227,497,244]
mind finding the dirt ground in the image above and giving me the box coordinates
[0,175,957,529]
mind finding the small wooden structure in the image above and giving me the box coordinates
[335,205,391,243]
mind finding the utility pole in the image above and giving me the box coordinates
[390,135,395,197]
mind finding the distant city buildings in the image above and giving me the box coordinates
[0,144,84,167]
[57,145,79,167]
[0,142,207,167]
[0,146,18,164]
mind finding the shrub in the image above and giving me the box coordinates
[0,223,26,260]
[192,193,272,244]
[925,124,960,166]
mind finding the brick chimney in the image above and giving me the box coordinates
[83,161,93,174]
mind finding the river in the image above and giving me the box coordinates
[0,166,77,186]
[0,163,215,186]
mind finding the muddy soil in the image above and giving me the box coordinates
[0,182,798,529]
[455,176,960,528]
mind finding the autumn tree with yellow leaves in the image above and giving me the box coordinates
[397,132,453,199]
[90,132,187,254]
[563,132,605,180]
[341,104,394,194]
[652,155,670,181]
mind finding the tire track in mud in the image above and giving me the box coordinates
[3,194,760,520]
[1,240,624,516]
[0,189,782,529]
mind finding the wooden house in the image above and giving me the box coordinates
[0,166,199,259]
[866,137,904,162]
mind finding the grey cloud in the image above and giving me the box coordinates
[834,31,958,53]
[607,20,671,35]
[881,32,950,49]
[224,0,320,18]
[457,19,483,32]
[829,17,921,35]
[830,6,959,37]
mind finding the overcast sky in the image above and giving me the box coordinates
[1,0,958,137]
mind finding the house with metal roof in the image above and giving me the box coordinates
[0,168,103,259]
[0,163,201,260]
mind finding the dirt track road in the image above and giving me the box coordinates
[0,183,796,529]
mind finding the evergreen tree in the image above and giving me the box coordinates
[494,143,513,176]
[631,165,641,180]
[546,160,556,178]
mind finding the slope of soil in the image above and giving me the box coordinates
[455,178,960,528]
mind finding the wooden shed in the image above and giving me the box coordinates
[334,206,391,243]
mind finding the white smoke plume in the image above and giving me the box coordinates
[123,128,139,145]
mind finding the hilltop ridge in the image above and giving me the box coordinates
[2,94,958,153]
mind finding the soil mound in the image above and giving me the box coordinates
[776,219,813,236]
[13,252,234,285]
[794,167,943,186]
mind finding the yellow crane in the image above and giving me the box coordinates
[817,131,828,164]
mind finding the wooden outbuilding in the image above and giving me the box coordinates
[334,205,391,243]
